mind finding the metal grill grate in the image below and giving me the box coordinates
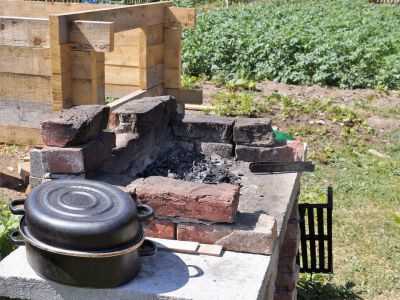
[297,186,333,274]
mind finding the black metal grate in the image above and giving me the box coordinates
[297,186,333,274]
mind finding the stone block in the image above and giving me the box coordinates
[233,117,274,146]
[275,265,300,291]
[29,148,45,178]
[143,219,176,240]
[235,140,305,162]
[41,105,109,147]
[110,96,176,134]
[278,256,297,274]
[135,176,240,223]
[200,142,234,158]
[37,132,115,174]
[177,213,277,255]
[172,114,234,143]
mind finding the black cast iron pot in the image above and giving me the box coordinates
[8,179,156,288]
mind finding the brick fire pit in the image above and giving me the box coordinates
[0,96,305,300]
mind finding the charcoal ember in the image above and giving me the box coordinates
[138,149,240,184]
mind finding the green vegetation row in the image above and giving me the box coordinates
[182,0,400,89]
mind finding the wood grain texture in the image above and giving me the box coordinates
[0,124,42,146]
[0,16,49,48]
[105,84,140,99]
[105,46,140,67]
[0,99,53,128]
[0,46,51,76]
[69,20,114,52]
[105,65,140,86]
[0,73,51,102]
[165,7,196,29]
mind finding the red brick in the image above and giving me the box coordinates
[41,105,109,147]
[275,265,300,291]
[278,256,297,274]
[143,219,176,240]
[285,220,300,240]
[39,132,115,174]
[280,238,300,257]
[177,214,277,255]
[274,288,297,300]
[235,140,305,162]
[136,176,240,223]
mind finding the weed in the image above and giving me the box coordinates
[105,97,118,104]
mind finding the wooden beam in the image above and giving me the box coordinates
[53,2,172,43]
[0,73,52,102]
[69,20,115,52]
[0,124,42,146]
[0,16,50,48]
[105,84,140,99]
[165,7,196,29]
[165,88,203,104]
[105,65,140,86]
[0,99,53,128]
[164,28,182,89]
[105,45,140,67]
[0,46,51,76]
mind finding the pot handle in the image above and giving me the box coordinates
[8,230,25,246]
[137,204,154,222]
[139,239,157,257]
[8,199,25,216]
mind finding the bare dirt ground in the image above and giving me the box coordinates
[0,145,30,203]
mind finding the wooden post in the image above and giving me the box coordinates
[49,15,72,111]
[163,28,183,113]
[139,24,165,90]
[71,51,105,105]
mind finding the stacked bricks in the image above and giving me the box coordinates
[274,200,301,300]
[102,96,177,176]
[171,114,235,158]
[130,177,278,256]
[30,105,115,187]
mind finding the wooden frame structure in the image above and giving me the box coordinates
[0,0,201,145]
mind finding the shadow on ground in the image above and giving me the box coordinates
[297,275,363,300]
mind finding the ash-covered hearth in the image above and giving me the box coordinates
[138,148,240,185]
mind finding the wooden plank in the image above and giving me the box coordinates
[147,238,199,254]
[53,2,172,43]
[165,88,203,105]
[105,65,140,86]
[105,84,140,99]
[0,124,42,146]
[0,46,51,76]
[0,73,51,102]
[107,83,163,111]
[0,1,119,18]
[105,46,140,67]
[0,99,53,128]
[140,63,164,90]
[165,7,196,29]
[148,44,164,68]
[69,20,114,52]
[0,16,49,48]
[197,244,223,257]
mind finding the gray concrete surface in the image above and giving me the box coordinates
[0,247,270,300]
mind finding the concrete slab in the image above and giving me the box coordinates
[0,247,271,300]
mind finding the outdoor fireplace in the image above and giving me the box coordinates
[21,95,306,299]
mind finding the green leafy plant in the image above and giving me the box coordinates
[182,0,400,89]
[210,91,272,116]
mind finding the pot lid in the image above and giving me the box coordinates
[25,179,142,251]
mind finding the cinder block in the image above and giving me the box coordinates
[200,142,234,158]
[177,213,277,255]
